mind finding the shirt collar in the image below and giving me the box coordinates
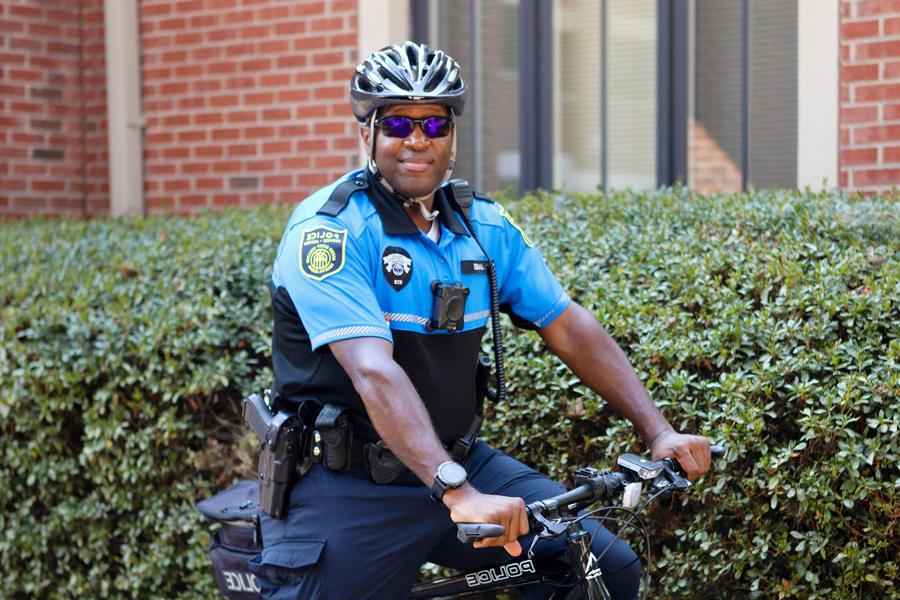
[365,170,469,237]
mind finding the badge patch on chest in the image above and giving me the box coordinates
[381,246,413,291]
[300,226,347,281]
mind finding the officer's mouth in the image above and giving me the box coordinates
[398,157,433,173]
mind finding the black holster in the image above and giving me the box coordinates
[257,411,301,520]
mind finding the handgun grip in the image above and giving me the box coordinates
[243,393,273,442]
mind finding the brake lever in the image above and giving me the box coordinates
[527,503,569,540]
[660,458,692,490]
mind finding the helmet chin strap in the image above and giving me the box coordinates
[366,109,458,223]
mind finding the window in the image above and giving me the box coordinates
[415,0,800,195]
[689,0,798,192]
[553,0,657,193]
[430,0,520,193]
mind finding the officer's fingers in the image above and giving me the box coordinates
[683,437,710,479]
[694,437,712,473]
[501,510,517,546]
[503,540,522,557]
[674,446,700,480]
[501,498,524,539]
[473,531,508,550]
[518,502,529,537]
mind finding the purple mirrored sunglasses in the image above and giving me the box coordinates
[373,115,453,139]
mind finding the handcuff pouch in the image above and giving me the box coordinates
[312,404,353,471]
[362,441,408,485]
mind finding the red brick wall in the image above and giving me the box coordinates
[140,0,360,213]
[0,0,108,218]
[840,0,900,194]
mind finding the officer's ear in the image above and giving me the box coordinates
[360,125,372,159]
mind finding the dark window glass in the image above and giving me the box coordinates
[748,0,797,189]
[431,0,520,194]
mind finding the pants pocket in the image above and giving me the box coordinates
[248,539,326,596]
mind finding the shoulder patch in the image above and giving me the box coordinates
[496,204,534,248]
[300,226,347,280]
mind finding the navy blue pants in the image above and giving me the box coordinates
[248,441,640,599]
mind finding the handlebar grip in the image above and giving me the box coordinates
[711,444,726,459]
[456,523,506,544]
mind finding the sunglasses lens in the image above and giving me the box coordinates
[422,117,451,138]
[380,117,414,138]
[379,116,452,138]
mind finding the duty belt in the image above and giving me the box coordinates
[309,408,481,486]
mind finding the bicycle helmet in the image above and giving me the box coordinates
[350,41,467,123]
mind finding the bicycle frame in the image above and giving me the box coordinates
[409,522,611,599]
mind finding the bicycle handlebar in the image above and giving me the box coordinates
[456,444,726,544]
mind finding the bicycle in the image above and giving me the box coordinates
[409,445,725,600]
[198,445,723,599]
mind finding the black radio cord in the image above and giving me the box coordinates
[457,212,506,404]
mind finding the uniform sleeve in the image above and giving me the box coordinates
[492,203,571,329]
[274,217,391,351]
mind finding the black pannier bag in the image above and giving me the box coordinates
[197,479,263,599]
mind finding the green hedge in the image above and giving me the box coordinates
[1,189,897,599]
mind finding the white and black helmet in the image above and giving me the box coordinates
[350,41,467,123]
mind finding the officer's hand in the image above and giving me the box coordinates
[442,485,528,557]
[650,430,711,480]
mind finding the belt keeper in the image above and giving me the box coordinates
[450,435,474,462]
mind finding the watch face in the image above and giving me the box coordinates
[438,462,467,487]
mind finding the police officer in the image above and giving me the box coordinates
[250,42,712,599]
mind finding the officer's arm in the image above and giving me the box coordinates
[329,336,528,555]
[329,336,449,484]
[538,302,711,479]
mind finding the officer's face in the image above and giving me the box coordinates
[361,103,453,200]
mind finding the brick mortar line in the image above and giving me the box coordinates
[142,6,355,19]
[844,75,900,82]
[842,164,900,172]
[142,106,353,116]
[144,4,355,16]
[841,146,900,152]
[841,59,900,68]
[143,109,353,119]
[149,146,353,155]
[142,65,356,82]
[139,19,354,35]
[841,127,900,133]
[146,119,354,128]
[842,99,900,107]
[841,20,895,26]
[143,16,355,29]
[141,32,354,48]
[142,52,347,66]
[842,12,900,22]
[841,115,900,122]
[160,38,355,48]
[840,140,900,147]
[840,32,900,43]
[142,76,354,92]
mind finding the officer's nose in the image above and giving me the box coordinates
[404,124,429,148]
